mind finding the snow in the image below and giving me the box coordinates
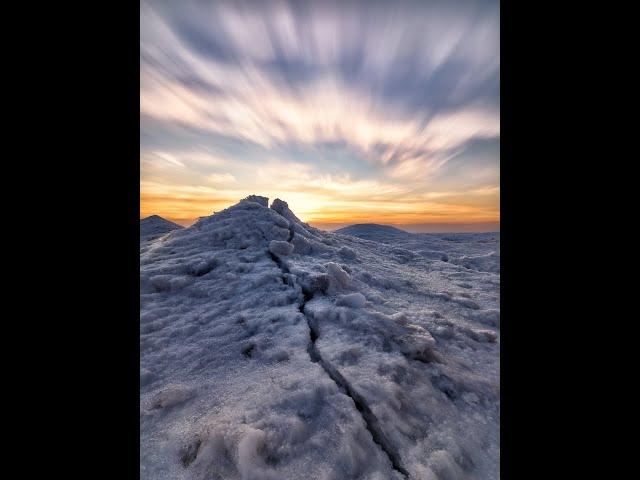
[151,385,197,410]
[268,240,294,257]
[141,196,500,479]
[140,215,183,241]
[336,293,367,308]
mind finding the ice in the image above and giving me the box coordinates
[151,385,197,410]
[336,293,367,308]
[338,246,357,260]
[140,196,500,479]
[268,240,294,257]
[325,262,351,291]
[242,195,269,207]
[237,428,279,480]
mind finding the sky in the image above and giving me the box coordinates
[140,0,500,232]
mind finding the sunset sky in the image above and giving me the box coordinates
[140,0,499,232]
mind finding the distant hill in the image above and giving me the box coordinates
[335,223,409,242]
[140,215,183,239]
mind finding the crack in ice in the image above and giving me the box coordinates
[267,224,410,479]
[303,304,410,478]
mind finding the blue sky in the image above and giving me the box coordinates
[140,0,499,231]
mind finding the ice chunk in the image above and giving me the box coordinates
[270,198,301,224]
[291,234,313,255]
[390,312,409,325]
[242,195,269,207]
[397,326,439,363]
[268,240,294,256]
[336,292,366,308]
[325,262,351,290]
[338,246,357,260]
[471,329,498,343]
[295,271,330,297]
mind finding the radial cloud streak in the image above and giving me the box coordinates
[140,0,500,232]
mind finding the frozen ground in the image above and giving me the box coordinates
[140,196,500,480]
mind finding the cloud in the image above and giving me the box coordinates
[140,0,499,227]
[141,157,499,226]
[152,151,185,168]
[207,173,237,185]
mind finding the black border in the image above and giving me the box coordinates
[17,2,142,476]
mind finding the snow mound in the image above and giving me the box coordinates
[336,223,409,242]
[140,215,183,240]
[140,195,500,480]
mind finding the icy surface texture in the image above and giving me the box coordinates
[141,197,500,480]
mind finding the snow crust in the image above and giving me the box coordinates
[141,197,500,479]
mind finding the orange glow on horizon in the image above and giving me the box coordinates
[140,189,500,230]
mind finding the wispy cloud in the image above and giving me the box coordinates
[207,172,237,185]
[140,0,499,229]
[152,151,185,168]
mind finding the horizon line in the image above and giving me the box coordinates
[141,214,499,233]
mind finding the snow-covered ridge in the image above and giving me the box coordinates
[140,196,500,480]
